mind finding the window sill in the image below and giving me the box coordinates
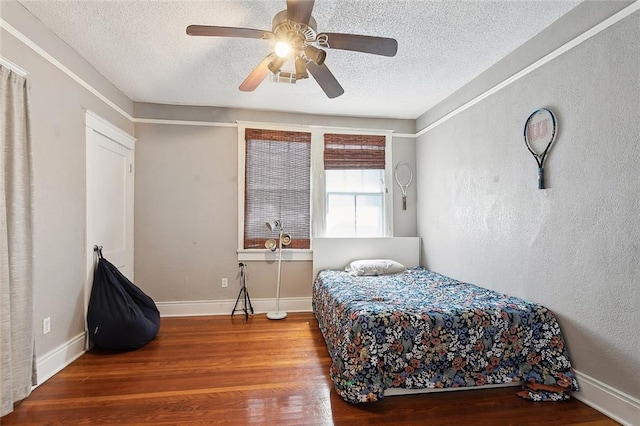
[237,249,312,262]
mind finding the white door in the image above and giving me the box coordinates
[85,110,135,319]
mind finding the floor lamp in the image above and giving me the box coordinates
[265,220,291,320]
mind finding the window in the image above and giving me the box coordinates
[325,169,386,236]
[324,134,386,237]
[243,128,311,249]
[238,123,393,260]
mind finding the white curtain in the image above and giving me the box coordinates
[1,64,36,416]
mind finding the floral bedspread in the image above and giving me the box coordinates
[312,268,578,404]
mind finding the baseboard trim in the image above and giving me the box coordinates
[156,297,313,317]
[573,369,640,426]
[35,332,86,386]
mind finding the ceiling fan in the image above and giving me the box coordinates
[186,0,398,98]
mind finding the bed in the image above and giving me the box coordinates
[312,237,578,404]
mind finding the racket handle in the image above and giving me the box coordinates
[538,167,545,190]
[402,196,407,210]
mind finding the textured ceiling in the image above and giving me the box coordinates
[17,0,581,119]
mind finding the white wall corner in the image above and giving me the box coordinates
[572,370,640,426]
[35,332,86,387]
[156,297,313,317]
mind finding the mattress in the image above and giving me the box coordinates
[312,267,578,403]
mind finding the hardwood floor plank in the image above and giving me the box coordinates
[2,313,618,425]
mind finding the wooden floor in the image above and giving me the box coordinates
[3,313,617,425]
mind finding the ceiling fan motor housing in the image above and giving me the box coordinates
[271,9,325,73]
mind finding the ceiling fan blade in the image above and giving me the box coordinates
[319,33,398,57]
[307,62,344,99]
[287,0,315,25]
[239,55,274,92]
[186,25,271,39]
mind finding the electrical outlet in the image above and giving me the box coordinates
[43,317,51,335]
[221,278,228,288]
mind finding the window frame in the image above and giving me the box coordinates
[237,121,393,262]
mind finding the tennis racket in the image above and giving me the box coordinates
[523,108,557,189]
[394,162,413,210]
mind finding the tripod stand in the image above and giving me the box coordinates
[232,262,253,321]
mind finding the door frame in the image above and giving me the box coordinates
[84,110,135,340]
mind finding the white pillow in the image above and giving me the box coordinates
[345,259,406,276]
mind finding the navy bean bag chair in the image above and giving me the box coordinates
[87,248,160,350]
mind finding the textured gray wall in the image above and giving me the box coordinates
[416,10,639,399]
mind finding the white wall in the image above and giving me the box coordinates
[416,6,640,415]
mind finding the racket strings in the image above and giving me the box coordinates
[525,115,555,156]
[394,162,413,195]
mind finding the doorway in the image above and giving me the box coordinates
[84,110,135,322]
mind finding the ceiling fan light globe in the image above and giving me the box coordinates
[267,57,286,73]
[275,41,291,58]
[304,45,326,65]
[294,58,308,79]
